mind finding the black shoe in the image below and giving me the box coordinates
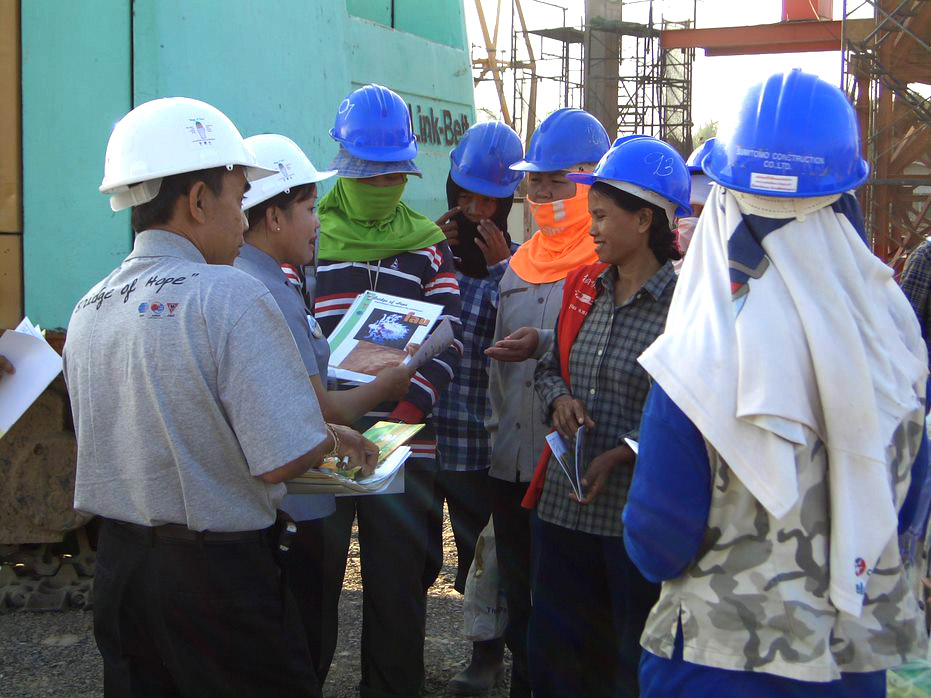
[447,638,506,696]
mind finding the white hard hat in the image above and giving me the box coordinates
[241,134,337,211]
[100,97,276,212]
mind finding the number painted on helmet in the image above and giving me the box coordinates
[645,151,674,177]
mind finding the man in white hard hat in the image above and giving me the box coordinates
[63,97,377,697]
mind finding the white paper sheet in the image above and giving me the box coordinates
[0,321,63,439]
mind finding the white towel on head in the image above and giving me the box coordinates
[639,185,928,617]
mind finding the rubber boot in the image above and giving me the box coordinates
[447,638,507,696]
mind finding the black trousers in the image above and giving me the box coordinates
[94,518,320,698]
[282,517,328,686]
[423,468,494,593]
[528,516,660,698]
[320,468,435,698]
[489,477,533,698]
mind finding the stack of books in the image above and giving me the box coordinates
[287,421,424,496]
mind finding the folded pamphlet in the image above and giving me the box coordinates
[405,317,455,372]
[545,425,586,500]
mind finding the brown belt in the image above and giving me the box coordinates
[109,518,271,545]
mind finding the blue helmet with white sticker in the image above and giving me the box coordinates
[703,70,869,198]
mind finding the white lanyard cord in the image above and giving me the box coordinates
[366,260,382,291]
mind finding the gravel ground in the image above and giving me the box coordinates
[0,509,510,698]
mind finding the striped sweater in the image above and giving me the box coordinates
[314,242,463,470]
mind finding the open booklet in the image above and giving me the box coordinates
[326,291,446,383]
[286,421,425,495]
[545,425,587,500]
[0,318,63,440]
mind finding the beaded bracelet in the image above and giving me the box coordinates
[324,423,341,460]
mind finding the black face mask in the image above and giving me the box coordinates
[446,174,514,279]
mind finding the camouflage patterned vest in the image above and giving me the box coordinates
[640,407,929,682]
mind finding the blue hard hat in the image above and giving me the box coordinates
[703,70,869,198]
[450,121,524,198]
[510,108,610,172]
[568,135,692,217]
[329,84,418,162]
[686,138,716,174]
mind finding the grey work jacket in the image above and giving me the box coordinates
[486,265,562,482]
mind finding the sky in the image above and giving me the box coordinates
[464,0,872,139]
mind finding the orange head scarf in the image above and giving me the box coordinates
[509,184,598,284]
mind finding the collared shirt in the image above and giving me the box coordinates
[534,262,676,537]
[901,239,931,370]
[236,244,330,380]
[487,265,563,482]
[235,243,335,522]
[435,253,514,472]
[63,230,328,532]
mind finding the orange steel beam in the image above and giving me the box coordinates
[703,41,839,56]
[660,18,875,55]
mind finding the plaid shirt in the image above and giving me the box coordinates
[436,253,514,471]
[534,262,676,537]
[901,239,931,370]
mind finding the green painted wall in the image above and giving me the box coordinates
[348,0,468,49]
[21,0,473,328]
[132,0,351,185]
[395,0,468,50]
[348,17,475,218]
[347,0,391,25]
[21,0,132,330]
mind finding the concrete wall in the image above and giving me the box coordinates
[20,0,473,329]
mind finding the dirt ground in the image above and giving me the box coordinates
[0,508,510,697]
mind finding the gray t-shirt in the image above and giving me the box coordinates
[63,230,328,532]
[235,243,334,521]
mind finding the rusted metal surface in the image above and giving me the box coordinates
[660,18,875,55]
[843,0,930,268]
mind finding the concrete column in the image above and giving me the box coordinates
[584,0,621,140]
